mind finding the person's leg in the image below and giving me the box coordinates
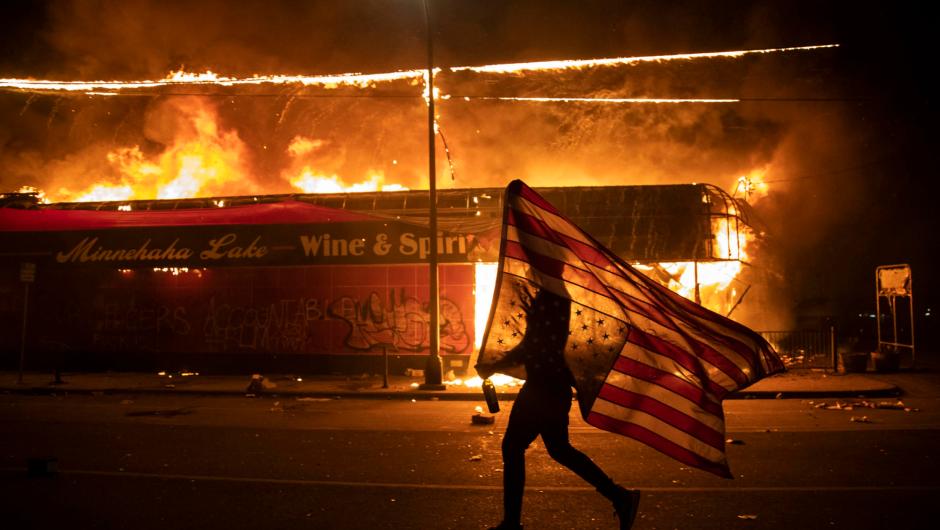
[499,389,540,527]
[541,421,641,529]
[541,420,619,497]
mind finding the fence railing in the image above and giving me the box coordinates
[759,328,836,370]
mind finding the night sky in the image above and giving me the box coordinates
[1,0,935,346]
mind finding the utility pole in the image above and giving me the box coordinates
[419,0,445,390]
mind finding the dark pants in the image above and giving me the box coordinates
[501,381,619,524]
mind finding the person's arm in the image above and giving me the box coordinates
[476,344,525,379]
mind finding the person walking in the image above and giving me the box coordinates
[476,287,641,530]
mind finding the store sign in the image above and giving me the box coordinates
[4,221,482,268]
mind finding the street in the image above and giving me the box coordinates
[2,392,939,529]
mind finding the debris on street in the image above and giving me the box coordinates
[472,412,495,425]
[245,374,265,396]
[808,400,918,412]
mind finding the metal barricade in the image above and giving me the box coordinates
[760,328,836,369]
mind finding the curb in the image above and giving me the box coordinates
[1,384,902,400]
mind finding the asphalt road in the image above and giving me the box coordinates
[2,393,939,529]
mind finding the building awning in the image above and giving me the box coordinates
[0,200,478,268]
[0,199,376,231]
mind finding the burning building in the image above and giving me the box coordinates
[2,41,840,373]
[0,183,767,375]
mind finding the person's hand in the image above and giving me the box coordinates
[475,362,495,379]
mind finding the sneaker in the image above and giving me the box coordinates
[612,487,641,530]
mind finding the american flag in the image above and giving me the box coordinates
[478,180,785,478]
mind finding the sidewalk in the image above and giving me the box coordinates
[0,367,902,400]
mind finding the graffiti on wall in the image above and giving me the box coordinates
[91,299,190,352]
[203,297,324,353]
[328,289,470,354]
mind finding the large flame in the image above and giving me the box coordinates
[289,171,407,194]
[283,135,409,194]
[53,98,257,202]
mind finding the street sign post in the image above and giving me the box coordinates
[17,262,35,384]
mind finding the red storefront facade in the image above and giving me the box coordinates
[0,200,483,374]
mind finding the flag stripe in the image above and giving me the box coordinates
[597,384,724,450]
[590,398,726,462]
[515,181,563,215]
[603,371,723,434]
[506,229,678,330]
[626,327,733,399]
[502,260,627,323]
[504,240,614,299]
[508,207,614,269]
[599,264,765,376]
[586,411,733,478]
[611,356,724,417]
[641,282,775,374]
[511,195,595,248]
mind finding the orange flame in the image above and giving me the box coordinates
[282,135,409,194]
[53,98,256,202]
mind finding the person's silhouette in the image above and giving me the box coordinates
[477,286,640,530]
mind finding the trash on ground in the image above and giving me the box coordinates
[472,413,496,425]
[725,438,744,445]
[813,399,916,413]
[850,415,872,423]
[246,374,265,395]
[876,400,906,409]
[468,454,483,462]
[737,514,758,520]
